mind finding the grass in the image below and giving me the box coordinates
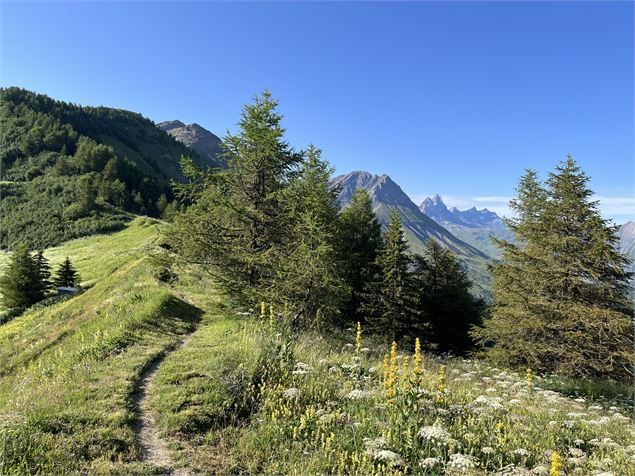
[0,216,163,289]
[151,315,635,476]
[1,218,633,475]
[0,219,203,475]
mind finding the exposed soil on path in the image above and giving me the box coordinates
[132,334,195,475]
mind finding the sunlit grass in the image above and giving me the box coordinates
[154,319,635,476]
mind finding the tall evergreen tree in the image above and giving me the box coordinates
[168,91,302,304]
[33,250,52,295]
[364,211,416,341]
[53,257,79,288]
[274,145,343,326]
[0,244,45,308]
[473,157,634,380]
[335,189,382,324]
[412,239,484,354]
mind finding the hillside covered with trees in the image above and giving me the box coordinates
[0,88,216,250]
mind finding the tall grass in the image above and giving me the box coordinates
[154,317,635,476]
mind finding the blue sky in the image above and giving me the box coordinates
[1,1,633,222]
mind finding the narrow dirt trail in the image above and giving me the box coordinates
[132,334,195,475]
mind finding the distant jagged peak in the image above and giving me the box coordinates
[419,194,503,228]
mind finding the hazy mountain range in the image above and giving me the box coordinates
[419,194,514,259]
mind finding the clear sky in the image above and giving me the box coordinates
[1,1,633,222]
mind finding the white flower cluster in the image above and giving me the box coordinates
[344,389,373,400]
[447,453,477,470]
[373,450,404,467]
[282,387,301,399]
[418,425,451,445]
[419,457,441,470]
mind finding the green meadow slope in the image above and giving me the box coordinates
[0,219,200,474]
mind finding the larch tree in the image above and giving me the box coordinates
[168,91,302,305]
[274,145,344,327]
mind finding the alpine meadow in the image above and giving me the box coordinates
[0,2,633,476]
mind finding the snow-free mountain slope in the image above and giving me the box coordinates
[332,171,492,294]
[420,195,514,258]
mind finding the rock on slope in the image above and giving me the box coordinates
[158,120,224,168]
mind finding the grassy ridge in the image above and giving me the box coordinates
[0,216,162,289]
[0,221,201,475]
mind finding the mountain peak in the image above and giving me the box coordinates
[157,119,186,132]
[157,119,224,168]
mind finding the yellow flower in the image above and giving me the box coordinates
[495,421,506,446]
[526,367,533,392]
[385,342,398,400]
[549,451,563,476]
[402,356,410,383]
[437,364,446,393]
[356,321,362,353]
[383,353,390,384]
[261,301,266,319]
[414,337,422,376]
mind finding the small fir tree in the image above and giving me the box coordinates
[411,239,484,354]
[53,257,79,288]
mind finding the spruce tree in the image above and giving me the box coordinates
[335,189,382,324]
[53,257,79,288]
[474,157,634,380]
[364,211,416,341]
[412,239,484,354]
[168,91,302,304]
[0,244,44,308]
[34,250,52,295]
[274,145,343,326]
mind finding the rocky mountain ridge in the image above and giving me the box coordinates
[332,171,493,295]
[419,194,513,258]
[158,120,224,167]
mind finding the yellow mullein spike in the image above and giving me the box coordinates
[549,451,563,476]
[526,367,533,392]
[437,364,446,391]
[402,356,410,382]
[261,301,266,318]
[356,321,362,353]
[414,337,422,375]
[382,354,390,384]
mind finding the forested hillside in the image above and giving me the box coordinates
[0,88,212,250]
